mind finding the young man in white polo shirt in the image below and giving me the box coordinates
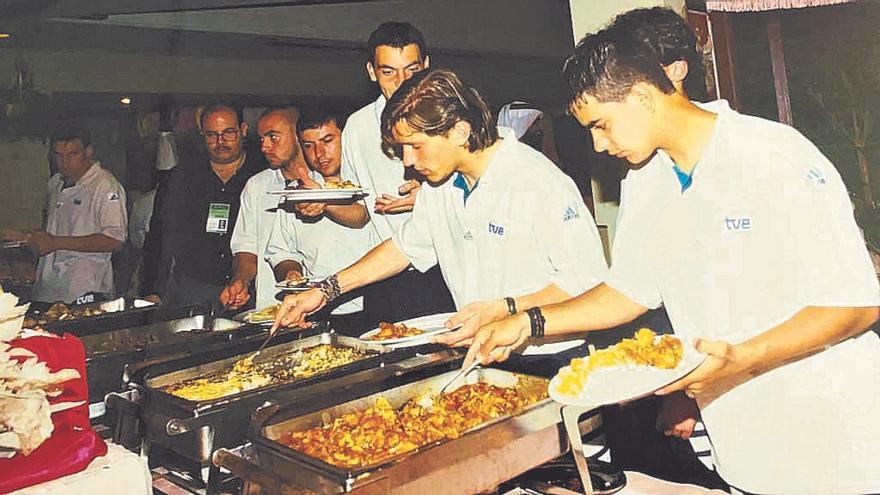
[264,107,373,336]
[2,124,127,303]
[470,14,880,495]
[221,107,311,311]
[271,69,607,350]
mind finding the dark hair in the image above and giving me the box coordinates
[562,18,677,104]
[367,22,427,63]
[381,68,498,159]
[608,7,706,99]
[50,122,91,148]
[296,105,347,135]
[200,102,244,129]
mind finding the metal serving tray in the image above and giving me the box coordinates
[251,367,565,495]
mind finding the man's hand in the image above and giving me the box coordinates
[463,312,531,368]
[433,299,507,347]
[219,278,251,310]
[656,338,755,407]
[294,174,327,219]
[374,179,421,215]
[27,231,57,255]
[656,391,700,439]
[269,288,327,337]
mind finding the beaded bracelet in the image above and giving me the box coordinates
[526,307,545,339]
[504,296,517,316]
[317,274,342,303]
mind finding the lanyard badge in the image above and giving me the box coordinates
[206,202,231,234]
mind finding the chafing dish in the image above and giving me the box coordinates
[26,296,160,333]
[249,367,568,495]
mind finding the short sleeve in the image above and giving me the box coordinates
[605,176,664,309]
[95,180,127,242]
[391,187,438,272]
[535,179,607,296]
[230,180,258,256]
[778,132,880,307]
[265,210,303,268]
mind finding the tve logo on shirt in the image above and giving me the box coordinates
[563,206,580,222]
[724,216,752,231]
[488,222,505,236]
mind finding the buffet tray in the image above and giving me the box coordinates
[251,367,566,494]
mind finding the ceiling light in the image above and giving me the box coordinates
[0,34,11,40]
[120,97,131,106]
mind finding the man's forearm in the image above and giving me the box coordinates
[53,233,122,252]
[737,305,879,373]
[336,239,411,295]
[273,260,304,282]
[325,202,369,228]
[231,253,258,284]
[542,283,649,336]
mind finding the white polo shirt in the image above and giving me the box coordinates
[34,163,127,303]
[608,100,880,494]
[341,95,409,244]
[230,168,286,309]
[264,172,374,315]
[392,127,607,309]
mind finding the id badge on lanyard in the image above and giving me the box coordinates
[206,202,231,234]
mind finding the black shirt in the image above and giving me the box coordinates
[161,152,264,286]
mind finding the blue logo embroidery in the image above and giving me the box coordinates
[488,222,505,236]
[563,206,580,222]
[807,168,826,186]
[724,217,752,231]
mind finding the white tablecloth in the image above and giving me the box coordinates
[13,443,151,495]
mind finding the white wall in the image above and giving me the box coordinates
[568,0,685,252]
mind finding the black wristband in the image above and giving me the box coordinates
[526,307,545,339]
[504,296,517,316]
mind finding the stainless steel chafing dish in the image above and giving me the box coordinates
[26,296,160,333]
[248,367,568,495]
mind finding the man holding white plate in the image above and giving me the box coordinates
[271,69,608,355]
[265,106,374,336]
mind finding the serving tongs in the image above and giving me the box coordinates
[438,359,481,395]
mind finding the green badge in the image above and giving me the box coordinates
[206,202,231,234]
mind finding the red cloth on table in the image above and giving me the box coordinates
[0,333,107,493]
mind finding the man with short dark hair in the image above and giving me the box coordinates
[220,106,310,311]
[1,124,127,303]
[271,69,607,347]
[151,103,264,307]
[264,106,373,336]
[470,10,880,494]
[302,22,452,326]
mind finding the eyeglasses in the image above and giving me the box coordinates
[203,129,241,143]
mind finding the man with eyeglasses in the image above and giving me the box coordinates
[220,106,311,311]
[148,102,265,308]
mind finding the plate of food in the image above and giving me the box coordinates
[274,276,325,292]
[358,312,458,345]
[549,328,704,408]
[236,304,281,324]
[267,181,368,201]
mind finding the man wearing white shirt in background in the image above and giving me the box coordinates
[470,11,880,494]
[1,124,127,303]
[331,21,455,325]
[265,106,373,336]
[271,69,608,352]
[221,107,310,311]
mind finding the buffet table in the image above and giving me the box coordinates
[11,443,151,495]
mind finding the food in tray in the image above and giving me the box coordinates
[245,304,280,323]
[160,344,373,401]
[23,302,106,328]
[322,180,360,190]
[368,321,426,341]
[555,328,683,396]
[279,381,545,468]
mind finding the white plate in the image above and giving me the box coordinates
[267,189,369,202]
[234,306,279,324]
[548,343,705,408]
[358,312,457,345]
[274,277,325,292]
